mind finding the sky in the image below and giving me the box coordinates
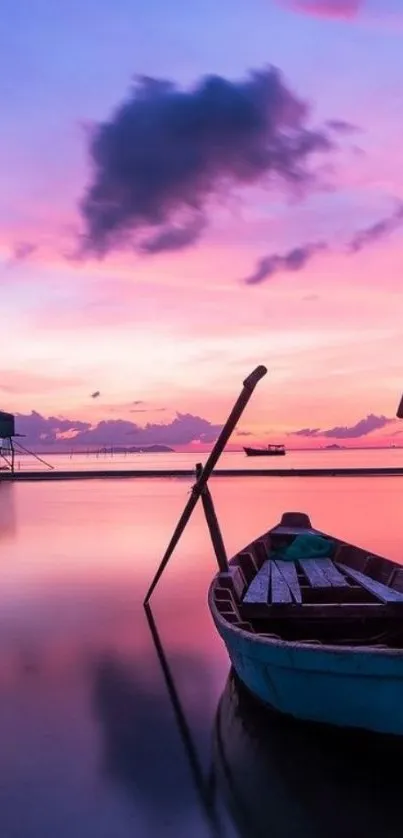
[2,0,403,450]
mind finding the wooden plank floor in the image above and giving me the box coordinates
[338,564,403,603]
[274,560,302,603]
[243,561,271,604]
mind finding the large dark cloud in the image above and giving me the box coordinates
[14,410,223,450]
[79,68,333,256]
[292,414,393,439]
[244,242,325,284]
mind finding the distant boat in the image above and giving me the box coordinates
[243,444,286,457]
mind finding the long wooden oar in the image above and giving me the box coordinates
[143,364,267,604]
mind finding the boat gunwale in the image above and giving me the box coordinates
[208,527,403,659]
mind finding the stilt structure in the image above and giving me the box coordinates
[0,411,53,474]
[0,412,16,473]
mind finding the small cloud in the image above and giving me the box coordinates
[4,241,37,269]
[291,414,394,440]
[348,203,403,254]
[244,242,326,285]
[130,407,166,413]
[326,119,359,133]
[91,390,100,399]
[292,427,321,437]
[236,430,253,437]
[133,400,144,405]
[13,241,37,261]
[279,1,362,20]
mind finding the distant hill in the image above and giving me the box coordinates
[97,444,174,454]
[324,444,345,450]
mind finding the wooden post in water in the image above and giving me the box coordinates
[143,365,267,603]
[196,462,228,573]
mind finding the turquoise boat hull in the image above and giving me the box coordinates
[210,597,403,736]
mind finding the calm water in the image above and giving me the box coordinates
[1,472,403,837]
[12,446,403,472]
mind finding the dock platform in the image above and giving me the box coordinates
[1,467,403,482]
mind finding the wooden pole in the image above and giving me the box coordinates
[196,463,228,573]
[143,365,267,603]
[397,393,403,419]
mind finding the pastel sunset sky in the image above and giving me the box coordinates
[2,0,403,449]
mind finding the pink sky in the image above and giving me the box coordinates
[2,0,403,450]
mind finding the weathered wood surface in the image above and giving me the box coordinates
[337,564,403,603]
[235,551,259,583]
[299,559,333,588]
[243,561,271,604]
[270,562,293,604]
[274,560,302,603]
[219,566,247,600]
[309,558,350,587]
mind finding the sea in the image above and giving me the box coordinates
[12,446,403,473]
[1,448,403,837]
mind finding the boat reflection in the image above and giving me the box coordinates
[214,670,403,838]
[145,602,403,838]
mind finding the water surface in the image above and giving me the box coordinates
[1,474,403,837]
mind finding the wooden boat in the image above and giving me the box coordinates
[209,510,403,736]
[243,444,285,456]
[146,366,403,738]
[214,670,403,838]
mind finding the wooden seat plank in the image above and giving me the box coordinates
[274,560,302,603]
[337,564,403,603]
[299,559,332,588]
[243,560,271,604]
[270,561,293,604]
[311,558,350,587]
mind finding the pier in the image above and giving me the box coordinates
[1,466,403,481]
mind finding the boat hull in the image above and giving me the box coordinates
[211,601,403,736]
[243,447,285,456]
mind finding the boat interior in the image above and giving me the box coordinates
[211,512,403,649]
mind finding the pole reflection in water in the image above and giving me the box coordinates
[145,604,403,838]
[143,604,226,838]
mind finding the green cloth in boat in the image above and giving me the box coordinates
[273,533,335,561]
